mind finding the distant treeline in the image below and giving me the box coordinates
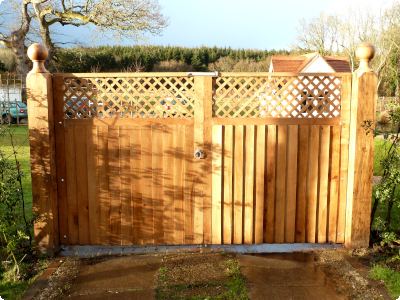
[49,45,290,73]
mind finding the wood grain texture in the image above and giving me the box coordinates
[141,125,153,245]
[131,125,143,245]
[108,126,121,245]
[328,126,341,243]
[120,126,132,245]
[163,125,175,244]
[75,126,89,245]
[174,125,185,245]
[212,118,341,126]
[212,125,223,244]
[98,126,110,245]
[295,125,309,243]
[244,125,255,244]
[306,126,320,244]
[152,125,164,244]
[234,125,244,244]
[285,125,298,243]
[184,125,195,244]
[223,125,233,244]
[317,125,330,243]
[265,125,276,244]
[274,125,287,244]
[255,125,265,244]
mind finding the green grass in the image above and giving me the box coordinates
[371,196,400,233]
[373,138,396,176]
[370,265,400,299]
[0,125,32,218]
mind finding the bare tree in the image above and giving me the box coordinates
[0,0,169,83]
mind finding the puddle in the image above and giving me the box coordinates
[244,252,314,263]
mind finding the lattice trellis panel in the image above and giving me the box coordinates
[212,76,343,118]
[62,77,195,119]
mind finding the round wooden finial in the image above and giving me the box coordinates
[356,42,375,72]
[27,43,49,74]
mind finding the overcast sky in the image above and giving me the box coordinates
[36,0,392,50]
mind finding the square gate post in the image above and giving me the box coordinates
[345,43,377,249]
[26,44,59,255]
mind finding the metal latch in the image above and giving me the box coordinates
[194,149,203,159]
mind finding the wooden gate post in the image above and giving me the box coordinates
[345,42,377,249]
[26,44,59,255]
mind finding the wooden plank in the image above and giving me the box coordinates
[234,125,244,244]
[255,125,265,244]
[212,125,223,244]
[141,125,153,245]
[264,125,276,244]
[338,75,351,244]
[217,72,352,77]
[108,126,121,245]
[306,126,320,244]
[194,76,205,244]
[317,125,330,243]
[212,118,341,126]
[174,125,185,245]
[27,73,58,252]
[274,125,287,244]
[131,125,143,245]
[87,126,100,245]
[98,126,111,245]
[65,127,79,245]
[184,125,195,243]
[53,76,68,245]
[285,125,298,243]
[163,125,175,244]
[152,125,164,244]
[65,118,194,126]
[223,125,233,244]
[59,72,192,77]
[203,76,213,245]
[75,126,90,245]
[244,125,255,244]
[120,126,132,245]
[328,126,341,243]
[295,125,309,243]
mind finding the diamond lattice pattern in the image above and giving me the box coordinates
[62,77,195,119]
[212,76,343,118]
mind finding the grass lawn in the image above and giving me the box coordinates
[0,125,32,217]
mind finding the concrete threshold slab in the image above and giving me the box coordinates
[60,243,342,258]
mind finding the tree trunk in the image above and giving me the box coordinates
[11,30,31,100]
[370,196,380,230]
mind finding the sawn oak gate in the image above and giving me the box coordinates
[26,43,377,253]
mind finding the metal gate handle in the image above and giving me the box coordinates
[194,149,203,159]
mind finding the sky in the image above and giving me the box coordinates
[33,0,394,50]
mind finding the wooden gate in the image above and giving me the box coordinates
[26,43,377,253]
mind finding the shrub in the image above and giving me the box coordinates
[152,60,195,72]
[377,110,391,124]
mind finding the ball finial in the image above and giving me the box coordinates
[356,42,375,72]
[27,43,49,75]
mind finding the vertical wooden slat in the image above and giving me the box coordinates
[174,125,185,245]
[141,125,153,245]
[274,125,287,244]
[255,125,265,244]
[212,125,223,244]
[244,125,255,244]
[163,125,175,244]
[87,126,100,245]
[131,125,143,245]
[265,125,276,244]
[285,125,298,243]
[295,125,309,243]
[98,126,110,245]
[318,125,330,243]
[152,125,164,244]
[194,77,205,244]
[108,126,121,245]
[53,76,68,245]
[234,125,244,244]
[338,75,351,243]
[184,125,195,244]
[120,126,132,245]
[75,126,90,245]
[306,125,320,243]
[223,125,233,245]
[65,127,79,245]
[328,126,341,243]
